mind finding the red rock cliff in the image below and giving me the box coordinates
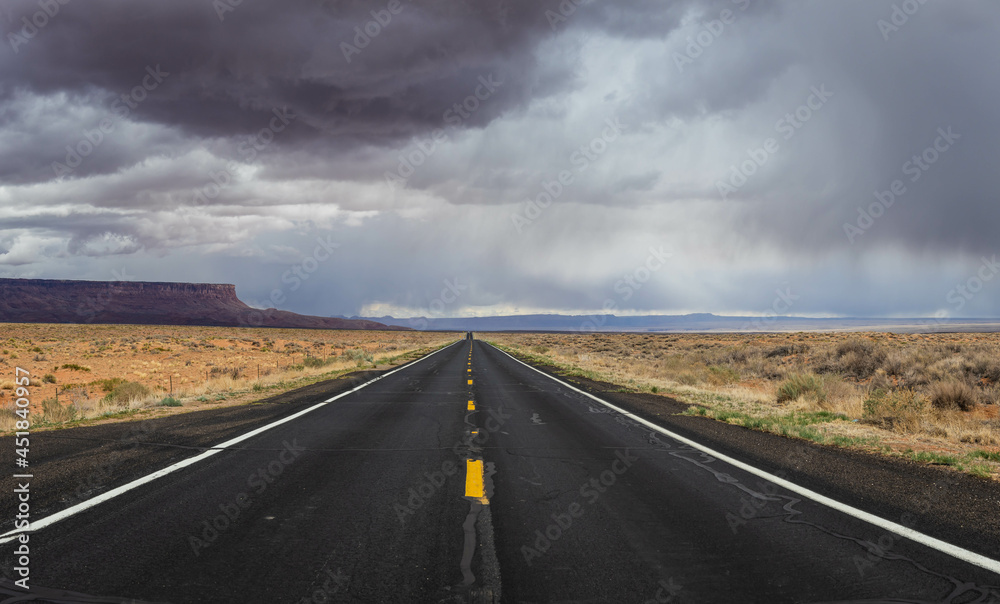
[0,278,404,330]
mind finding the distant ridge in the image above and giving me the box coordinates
[0,278,406,330]
[347,313,1000,333]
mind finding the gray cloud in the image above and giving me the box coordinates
[2,0,1000,319]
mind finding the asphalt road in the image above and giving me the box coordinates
[3,338,999,603]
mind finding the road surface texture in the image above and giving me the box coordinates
[1,338,999,603]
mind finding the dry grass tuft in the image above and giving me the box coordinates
[929,380,979,412]
[776,373,825,405]
[863,389,924,433]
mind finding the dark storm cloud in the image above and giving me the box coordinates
[0,0,716,184]
[1,0,572,148]
[4,0,1000,318]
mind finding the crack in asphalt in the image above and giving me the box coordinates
[661,438,1000,603]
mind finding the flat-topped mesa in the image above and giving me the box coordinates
[0,278,404,330]
[3,278,241,300]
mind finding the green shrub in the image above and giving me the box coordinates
[302,356,327,368]
[341,348,373,367]
[42,374,56,384]
[777,374,825,404]
[159,397,182,407]
[61,363,91,372]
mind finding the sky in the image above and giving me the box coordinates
[1,0,998,319]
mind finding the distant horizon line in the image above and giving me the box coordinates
[341,313,1000,322]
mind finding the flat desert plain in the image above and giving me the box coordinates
[488,331,1000,479]
[0,324,457,429]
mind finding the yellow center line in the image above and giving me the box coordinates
[464,459,488,503]
[467,400,475,410]
[467,379,473,385]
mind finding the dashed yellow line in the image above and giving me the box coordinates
[467,379,473,385]
[468,400,475,410]
[465,459,488,503]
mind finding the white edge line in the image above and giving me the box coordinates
[488,343,1000,576]
[0,340,461,544]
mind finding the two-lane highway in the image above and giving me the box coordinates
[3,338,999,603]
[5,340,484,603]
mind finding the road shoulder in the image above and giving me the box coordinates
[493,344,1000,563]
